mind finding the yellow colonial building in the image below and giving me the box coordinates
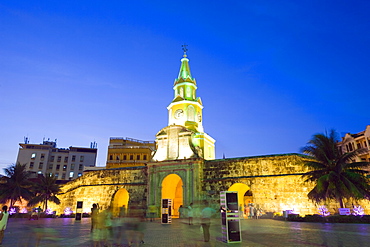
[106,137,155,169]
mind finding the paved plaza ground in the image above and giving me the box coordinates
[1,217,369,246]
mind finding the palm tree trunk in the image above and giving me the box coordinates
[338,198,344,208]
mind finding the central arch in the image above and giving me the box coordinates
[161,174,183,218]
[112,188,129,217]
[228,183,251,218]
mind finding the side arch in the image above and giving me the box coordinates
[112,188,129,217]
[228,183,252,217]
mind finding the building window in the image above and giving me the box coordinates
[143,155,147,160]
[71,164,75,170]
[123,155,127,160]
[48,164,53,170]
[72,155,76,162]
[62,173,66,179]
[38,162,43,169]
[63,165,67,171]
[110,155,113,160]
[40,154,45,160]
[49,173,53,177]
[79,164,83,170]
[50,156,55,162]
[64,157,68,163]
[31,153,36,159]
[57,156,61,162]
[78,173,82,177]
[69,172,74,178]
[130,155,133,160]
[29,162,34,169]
[55,173,59,178]
[56,164,60,170]
[80,156,84,162]
[116,156,120,160]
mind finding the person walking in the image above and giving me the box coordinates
[200,201,216,242]
[0,206,9,245]
[91,203,99,232]
[188,203,194,225]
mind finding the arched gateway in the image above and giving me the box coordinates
[162,174,183,218]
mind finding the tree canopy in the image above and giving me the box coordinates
[28,174,61,210]
[0,163,34,207]
[301,129,370,208]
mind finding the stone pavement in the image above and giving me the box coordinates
[1,217,369,246]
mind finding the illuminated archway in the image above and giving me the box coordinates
[161,174,183,218]
[228,183,251,217]
[112,188,129,217]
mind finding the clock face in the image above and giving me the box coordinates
[174,109,184,119]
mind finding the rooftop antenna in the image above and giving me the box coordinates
[90,141,97,149]
[182,44,188,57]
[24,136,29,144]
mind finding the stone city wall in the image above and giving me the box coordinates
[54,167,147,214]
[202,154,318,215]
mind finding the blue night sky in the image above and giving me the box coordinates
[1,1,369,173]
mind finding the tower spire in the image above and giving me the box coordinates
[182,44,188,57]
[175,45,194,84]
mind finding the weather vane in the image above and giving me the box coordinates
[182,44,188,57]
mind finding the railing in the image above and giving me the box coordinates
[110,137,155,144]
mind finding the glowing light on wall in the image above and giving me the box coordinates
[64,207,73,215]
[352,205,364,216]
[9,208,16,215]
[46,208,54,215]
[20,208,28,213]
[318,205,330,216]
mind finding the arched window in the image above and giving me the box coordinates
[187,105,195,121]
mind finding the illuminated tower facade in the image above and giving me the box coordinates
[152,51,215,161]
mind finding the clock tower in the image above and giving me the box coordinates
[168,51,204,132]
[152,50,215,161]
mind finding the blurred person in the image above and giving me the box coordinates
[92,208,108,247]
[148,204,157,222]
[0,205,9,244]
[116,205,127,246]
[104,205,114,246]
[249,204,254,219]
[91,203,99,232]
[178,205,184,219]
[126,201,145,247]
[188,203,194,225]
[200,201,216,242]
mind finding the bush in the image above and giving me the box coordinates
[287,214,304,222]
[283,214,370,224]
[301,214,326,223]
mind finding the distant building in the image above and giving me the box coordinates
[106,137,155,169]
[16,139,97,180]
[337,125,370,168]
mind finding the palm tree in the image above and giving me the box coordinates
[301,129,370,208]
[28,174,61,211]
[0,163,34,207]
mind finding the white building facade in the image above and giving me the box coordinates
[337,125,370,170]
[16,139,97,181]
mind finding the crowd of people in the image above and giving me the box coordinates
[0,200,259,245]
[90,202,146,247]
